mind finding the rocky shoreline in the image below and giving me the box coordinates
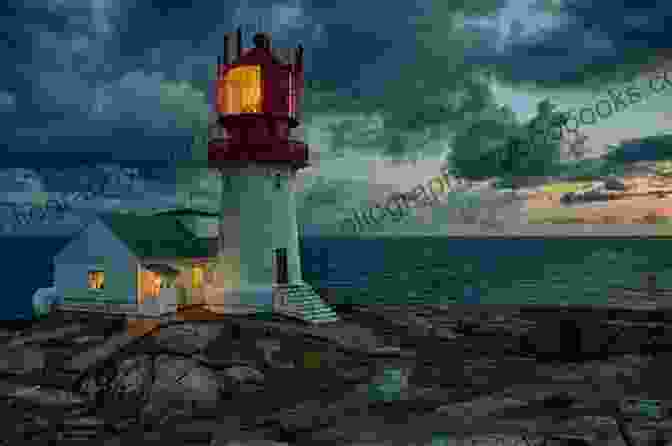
[0,299,671,445]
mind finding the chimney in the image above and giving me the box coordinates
[296,44,304,68]
[223,33,230,65]
[236,27,242,59]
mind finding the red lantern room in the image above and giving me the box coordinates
[209,29,309,169]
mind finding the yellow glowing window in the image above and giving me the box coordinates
[88,270,104,290]
[192,265,204,288]
[218,65,262,114]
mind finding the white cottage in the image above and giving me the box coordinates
[49,208,272,316]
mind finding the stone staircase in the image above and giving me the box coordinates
[273,282,340,324]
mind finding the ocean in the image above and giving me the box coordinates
[0,236,70,322]
[3,235,672,321]
[300,236,672,306]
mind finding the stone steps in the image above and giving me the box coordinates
[274,283,339,324]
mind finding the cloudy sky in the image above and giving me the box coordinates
[1,0,670,236]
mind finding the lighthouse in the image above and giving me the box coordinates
[208,28,338,324]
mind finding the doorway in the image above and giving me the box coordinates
[274,248,288,285]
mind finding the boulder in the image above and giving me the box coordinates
[581,189,609,201]
[222,366,265,385]
[605,176,626,191]
[79,374,103,400]
[110,355,153,402]
[560,192,575,204]
[149,355,220,411]
[255,338,295,367]
[0,346,44,373]
[154,323,223,355]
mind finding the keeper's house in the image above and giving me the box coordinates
[36,208,273,317]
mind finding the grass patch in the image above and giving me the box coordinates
[654,160,672,176]
[539,182,593,194]
[527,206,588,223]
[528,216,587,224]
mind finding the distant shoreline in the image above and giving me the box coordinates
[322,223,671,237]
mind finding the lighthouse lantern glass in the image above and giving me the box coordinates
[218,65,263,114]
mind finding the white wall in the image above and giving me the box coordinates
[53,218,138,303]
[218,164,304,288]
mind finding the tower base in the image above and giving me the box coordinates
[273,281,340,324]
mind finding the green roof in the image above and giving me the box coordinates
[98,212,216,259]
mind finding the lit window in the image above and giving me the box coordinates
[141,270,162,299]
[192,265,204,289]
[218,65,262,114]
[88,270,104,290]
[152,275,162,296]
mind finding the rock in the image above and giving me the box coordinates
[110,355,153,402]
[432,326,458,339]
[9,386,87,406]
[212,433,290,446]
[72,335,106,345]
[255,339,281,363]
[436,395,526,419]
[560,192,576,204]
[336,366,373,384]
[605,176,626,191]
[0,346,44,373]
[582,189,609,201]
[79,374,103,400]
[222,366,265,385]
[591,180,606,190]
[150,355,220,411]
[191,323,225,342]
[254,339,295,368]
[154,323,223,355]
[8,324,85,348]
[608,327,650,354]
[215,366,266,396]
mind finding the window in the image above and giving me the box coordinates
[217,65,262,114]
[274,173,282,190]
[152,274,162,295]
[88,270,104,290]
[192,265,204,289]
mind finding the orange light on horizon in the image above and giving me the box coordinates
[655,207,672,217]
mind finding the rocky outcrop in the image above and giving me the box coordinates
[3,307,672,444]
[140,355,220,413]
[153,322,223,355]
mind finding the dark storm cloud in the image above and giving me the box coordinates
[4,0,370,167]
[3,0,515,176]
[2,0,221,177]
[470,0,672,89]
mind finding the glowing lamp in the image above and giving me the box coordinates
[210,29,307,168]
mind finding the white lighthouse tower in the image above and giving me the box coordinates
[208,29,338,324]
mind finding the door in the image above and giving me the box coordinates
[274,248,288,285]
